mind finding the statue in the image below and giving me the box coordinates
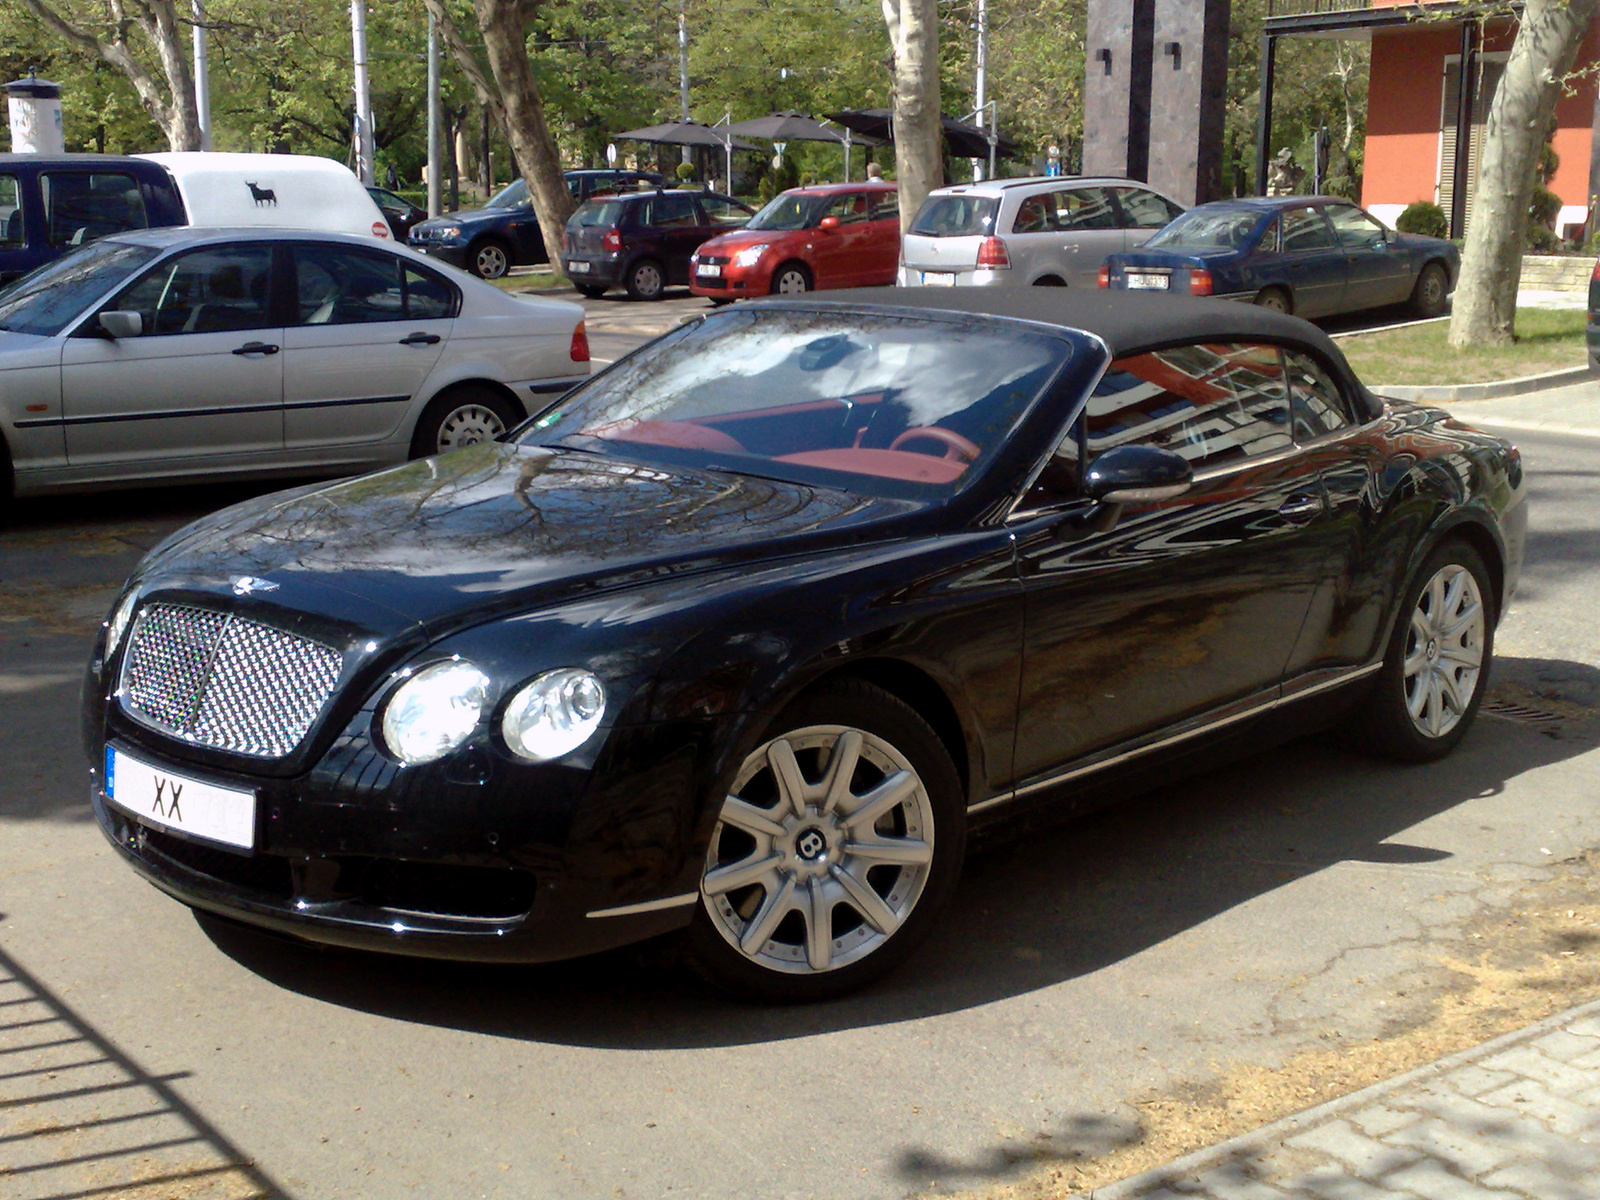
[1267,147,1304,196]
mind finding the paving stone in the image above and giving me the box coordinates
[1185,1166,1292,1200]
[1422,1066,1518,1099]
[1382,1116,1523,1177]
[1476,1046,1596,1094]
[1284,1119,1423,1180]
[1403,1088,1538,1141]
[1562,1014,1600,1039]
[1477,1079,1600,1140]
[1347,1104,1424,1138]
[1385,1159,1523,1200]
[1524,1029,1600,1062]
[1480,1156,1595,1198]
[1296,1169,1418,1200]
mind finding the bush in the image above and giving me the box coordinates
[1525,184,1563,253]
[1396,201,1448,239]
[674,161,698,183]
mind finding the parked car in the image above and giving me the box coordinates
[408,170,664,279]
[563,187,753,300]
[1,152,392,286]
[367,186,426,239]
[688,181,899,299]
[1587,254,1600,374]
[0,226,588,500]
[1101,196,1458,319]
[83,289,1523,1001]
[898,176,1185,289]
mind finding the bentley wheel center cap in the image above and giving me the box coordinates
[796,828,828,861]
[1426,638,1439,663]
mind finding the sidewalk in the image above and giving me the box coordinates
[1434,378,1600,440]
[1077,998,1600,1200]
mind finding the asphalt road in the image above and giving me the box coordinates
[1,367,1597,1199]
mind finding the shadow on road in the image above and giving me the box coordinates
[191,663,1598,1052]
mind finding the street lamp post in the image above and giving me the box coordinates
[350,0,375,185]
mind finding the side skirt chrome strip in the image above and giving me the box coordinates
[969,661,1384,816]
[586,892,699,919]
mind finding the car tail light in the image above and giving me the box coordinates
[1098,265,1110,289]
[1189,268,1214,296]
[976,236,1011,269]
[569,320,590,363]
[602,229,622,253]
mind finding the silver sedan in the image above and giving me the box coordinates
[0,227,589,499]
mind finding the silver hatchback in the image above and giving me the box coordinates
[899,176,1185,289]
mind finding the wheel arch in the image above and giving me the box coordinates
[769,259,813,291]
[420,376,529,422]
[1427,513,1506,623]
[1030,274,1067,287]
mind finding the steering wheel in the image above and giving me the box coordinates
[888,426,981,463]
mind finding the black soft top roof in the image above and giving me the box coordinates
[772,288,1382,419]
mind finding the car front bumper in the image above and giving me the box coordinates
[411,242,470,269]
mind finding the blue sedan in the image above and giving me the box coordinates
[1101,196,1458,319]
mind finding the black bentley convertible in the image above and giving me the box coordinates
[84,290,1526,1001]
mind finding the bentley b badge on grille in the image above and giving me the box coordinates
[232,576,279,596]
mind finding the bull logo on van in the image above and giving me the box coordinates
[245,181,278,207]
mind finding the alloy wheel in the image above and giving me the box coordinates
[1403,563,1485,739]
[435,404,507,453]
[474,243,509,279]
[702,724,935,975]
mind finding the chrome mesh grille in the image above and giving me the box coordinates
[119,603,343,758]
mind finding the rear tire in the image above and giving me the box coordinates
[1254,286,1292,314]
[409,385,522,459]
[625,258,666,301]
[1411,262,1449,318]
[684,679,965,1002]
[575,283,608,299]
[1354,539,1494,762]
[769,263,812,295]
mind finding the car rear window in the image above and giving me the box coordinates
[1144,208,1266,250]
[909,195,998,238]
[574,199,625,228]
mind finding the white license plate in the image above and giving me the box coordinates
[696,263,722,278]
[922,271,956,287]
[1125,272,1170,291]
[567,259,591,274]
[104,746,256,850]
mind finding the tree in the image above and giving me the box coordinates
[1450,0,1600,348]
[882,0,942,233]
[14,0,201,151]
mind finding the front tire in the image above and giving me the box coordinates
[575,282,608,299]
[468,237,512,280]
[409,385,521,458]
[685,679,965,1002]
[1411,262,1449,317]
[1356,539,1494,762]
[769,262,812,295]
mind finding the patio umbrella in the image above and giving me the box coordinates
[825,109,1019,161]
[723,111,883,180]
[611,120,757,151]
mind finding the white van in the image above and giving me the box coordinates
[138,152,391,240]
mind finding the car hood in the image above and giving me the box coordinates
[0,329,59,366]
[414,206,513,231]
[699,228,803,255]
[137,442,923,639]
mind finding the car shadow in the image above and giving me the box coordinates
[197,658,1600,1049]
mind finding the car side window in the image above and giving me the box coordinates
[1053,187,1119,231]
[0,174,22,248]
[1111,187,1182,230]
[1011,195,1052,234]
[869,192,899,223]
[110,245,273,336]
[652,193,699,227]
[293,245,404,325]
[1086,342,1292,470]
[404,264,459,319]
[1285,350,1354,440]
[820,193,872,225]
[1326,204,1389,249]
[41,171,150,248]
[697,195,749,227]
[1281,206,1336,253]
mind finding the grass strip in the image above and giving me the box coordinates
[1340,307,1587,386]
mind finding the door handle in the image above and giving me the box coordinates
[1278,493,1324,523]
[232,341,279,356]
[399,331,442,346]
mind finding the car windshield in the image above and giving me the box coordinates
[487,178,528,208]
[1145,208,1266,250]
[746,193,824,231]
[909,195,998,237]
[522,308,1073,499]
[0,238,160,337]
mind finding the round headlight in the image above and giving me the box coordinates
[501,668,606,762]
[105,590,140,656]
[381,659,491,765]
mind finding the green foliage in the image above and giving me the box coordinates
[675,161,698,182]
[1396,201,1449,238]
[1526,184,1563,253]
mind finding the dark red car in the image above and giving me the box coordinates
[690,181,900,298]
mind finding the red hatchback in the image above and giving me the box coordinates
[690,181,900,298]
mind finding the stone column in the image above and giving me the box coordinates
[1082,0,1155,180]
[1146,0,1231,205]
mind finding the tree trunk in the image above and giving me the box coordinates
[16,0,201,151]
[472,0,575,266]
[882,0,943,237]
[1448,0,1600,348]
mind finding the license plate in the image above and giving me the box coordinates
[567,259,591,274]
[1126,272,1170,290]
[104,745,256,850]
[696,263,722,278]
[922,271,956,287]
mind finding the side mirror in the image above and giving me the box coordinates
[98,310,143,339]
[818,216,841,231]
[1083,443,1193,503]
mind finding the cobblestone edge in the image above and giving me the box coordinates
[1075,996,1600,1199]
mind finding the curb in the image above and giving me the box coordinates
[1372,364,1593,403]
[1075,994,1600,1199]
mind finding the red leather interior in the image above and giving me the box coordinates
[773,449,966,484]
[582,420,746,453]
